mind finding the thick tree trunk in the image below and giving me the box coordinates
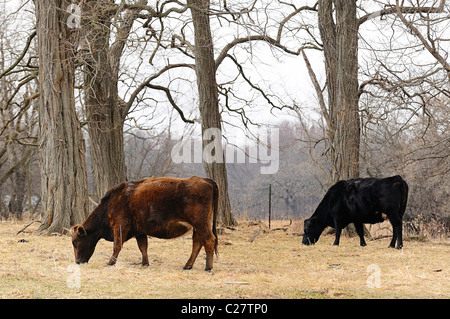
[318,0,360,182]
[333,0,360,181]
[83,0,127,198]
[188,0,235,226]
[85,85,126,199]
[36,0,89,233]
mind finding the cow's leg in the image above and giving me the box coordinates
[107,239,122,266]
[202,230,216,271]
[388,217,403,249]
[397,223,403,249]
[389,230,397,248]
[393,222,403,249]
[333,227,342,246]
[183,230,202,270]
[355,222,367,247]
[136,235,149,266]
[107,226,128,266]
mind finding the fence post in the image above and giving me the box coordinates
[268,184,272,229]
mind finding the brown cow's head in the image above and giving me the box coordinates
[70,224,97,264]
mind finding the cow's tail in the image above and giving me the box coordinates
[399,177,409,219]
[207,178,219,257]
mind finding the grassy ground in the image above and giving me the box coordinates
[0,220,448,299]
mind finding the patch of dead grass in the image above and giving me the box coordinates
[0,220,448,298]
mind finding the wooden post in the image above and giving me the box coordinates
[268,184,272,229]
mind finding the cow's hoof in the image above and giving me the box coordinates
[183,266,192,270]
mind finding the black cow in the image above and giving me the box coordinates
[302,175,408,249]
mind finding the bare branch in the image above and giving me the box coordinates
[126,63,195,115]
[0,30,36,81]
[216,35,320,69]
[302,50,331,131]
[358,0,445,27]
[394,0,450,80]
[145,83,195,123]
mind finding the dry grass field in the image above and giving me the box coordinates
[0,219,448,299]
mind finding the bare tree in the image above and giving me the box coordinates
[302,0,447,183]
[0,3,39,219]
[80,0,151,199]
[35,0,89,233]
[187,0,235,225]
[315,0,360,181]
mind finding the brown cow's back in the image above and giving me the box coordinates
[122,176,215,239]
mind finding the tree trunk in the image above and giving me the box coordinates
[188,0,236,226]
[36,0,89,233]
[82,0,127,199]
[318,0,337,139]
[318,0,360,182]
[10,170,26,219]
[333,0,360,181]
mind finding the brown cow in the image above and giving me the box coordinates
[70,176,219,271]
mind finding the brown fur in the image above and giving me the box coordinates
[70,176,219,271]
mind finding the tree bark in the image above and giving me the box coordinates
[82,0,127,199]
[188,0,236,226]
[318,0,360,181]
[334,0,360,180]
[318,0,337,136]
[36,0,89,233]
[10,170,26,219]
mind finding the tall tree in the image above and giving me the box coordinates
[314,0,447,183]
[82,0,146,198]
[36,0,89,233]
[317,0,360,182]
[187,0,235,225]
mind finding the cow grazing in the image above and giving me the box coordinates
[302,175,408,249]
[70,176,219,271]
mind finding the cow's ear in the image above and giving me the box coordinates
[70,225,77,236]
[73,224,87,237]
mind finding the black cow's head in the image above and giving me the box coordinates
[302,216,322,245]
[70,224,96,264]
